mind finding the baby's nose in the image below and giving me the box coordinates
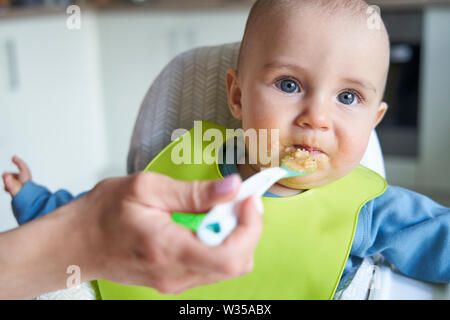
[294,102,331,131]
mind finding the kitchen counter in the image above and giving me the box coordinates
[2,0,450,19]
[0,0,252,19]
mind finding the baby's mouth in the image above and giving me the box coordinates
[291,144,325,156]
[283,144,329,168]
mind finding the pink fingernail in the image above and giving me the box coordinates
[214,175,239,194]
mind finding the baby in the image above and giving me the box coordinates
[230,0,390,195]
[3,0,449,299]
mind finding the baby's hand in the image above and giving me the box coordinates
[2,156,32,198]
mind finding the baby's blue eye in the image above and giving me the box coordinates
[276,79,300,94]
[338,91,359,105]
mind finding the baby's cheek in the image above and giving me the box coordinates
[335,133,368,170]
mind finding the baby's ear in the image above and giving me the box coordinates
[226,68,243,120]
[374,101,388,128]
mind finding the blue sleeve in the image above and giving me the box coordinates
[351,185,450,283]
[11,181,87,225]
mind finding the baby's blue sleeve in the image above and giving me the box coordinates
[351,185,450,283]
[11,181,87,225]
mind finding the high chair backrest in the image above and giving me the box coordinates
[127,42,386,178]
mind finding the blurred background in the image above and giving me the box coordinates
[1,0,449,231]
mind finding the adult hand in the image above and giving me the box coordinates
[0,172,263,299]
[77,172,263,294]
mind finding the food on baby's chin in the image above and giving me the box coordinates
[283,147,318,173]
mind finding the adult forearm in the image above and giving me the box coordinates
[0,198,95,299]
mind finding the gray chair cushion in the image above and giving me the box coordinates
[127,42,242,173]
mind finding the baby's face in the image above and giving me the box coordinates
[227,7,390,189]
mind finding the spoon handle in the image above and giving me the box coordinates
[197,167,287,246]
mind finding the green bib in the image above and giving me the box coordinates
[97,120,387,300]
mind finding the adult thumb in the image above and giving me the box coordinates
[134,172,242,213]
[176,174,242,212]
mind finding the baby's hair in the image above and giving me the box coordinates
[237,0,373,73]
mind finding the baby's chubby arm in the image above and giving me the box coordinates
[352,186,450,283]
[2,156,86,225]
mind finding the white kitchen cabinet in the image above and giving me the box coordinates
[0,13,108,231]
[0,8,249,231]
[0,24,19,231]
